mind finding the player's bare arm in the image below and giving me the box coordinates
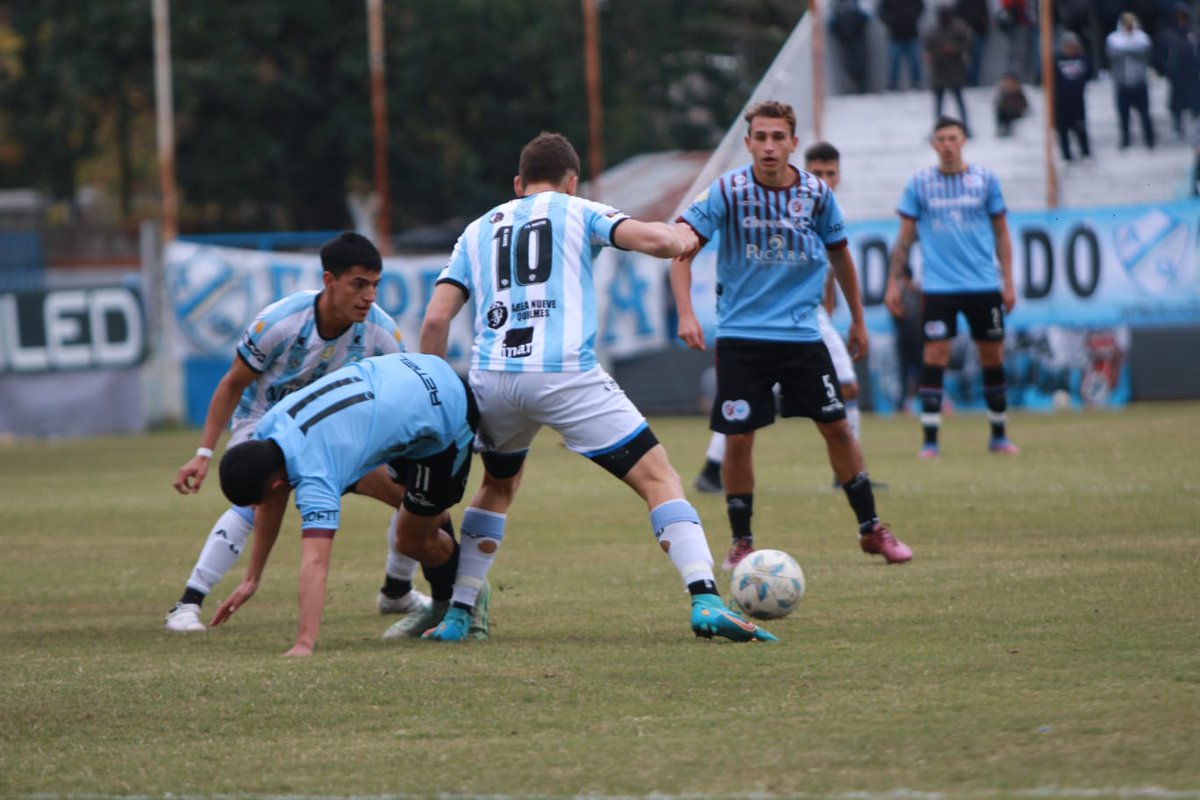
[612,219,684,259]
[290,531,335,657]
[992,213,1016,313]
[173,357,258,495]
[829,246,868,362]
[419,282,468,357]
[669,251,706,351]
[885,216,918,317]
[210,484,287,627]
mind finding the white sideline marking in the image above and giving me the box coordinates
[22,788,1200,800]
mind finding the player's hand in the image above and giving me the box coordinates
[173,455,210,495]
[883,281,904,318]
[674,222,701,258]
[284,643,314,657]
[1002,283,1017,313]
[847,320,869,363]
[676,312,706,351]
[210,579,258,627]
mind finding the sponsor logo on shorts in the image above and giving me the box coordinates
[821,399,846,414]
[406,491,435,509]
[486,301,508,329]
[925,320,949,339]
[302,510,338,525]
[721,399,751,422]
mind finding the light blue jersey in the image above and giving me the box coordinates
[437,191,628,372]
[896,164,1007,294]
[252,353,472,530]
[680,164,847,343]
[233,291,404,424]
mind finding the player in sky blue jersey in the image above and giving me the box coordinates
[166,233,435,634]
[209,353,478,656]
[419,131,776,643]
[672,101,912,567]
[885,116,1019,458]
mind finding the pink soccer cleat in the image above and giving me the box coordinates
[988,438,1020,455]
[721,537,755,571]
[859,522,913,564]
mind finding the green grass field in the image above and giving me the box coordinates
[1,404,1198,800]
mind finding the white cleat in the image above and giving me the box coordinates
[377,588,433,616]
[164,602,206,632]
[382,600,448,640]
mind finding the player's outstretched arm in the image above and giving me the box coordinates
[612,219,684,259]
[173,358,258,495]
[210,487,287,627]
[419,283,468,357]
[288,532,335,657]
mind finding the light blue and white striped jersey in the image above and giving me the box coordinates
[437,191,628,372]
[680,164,847,343]
[253,353,473,531]
[896,164,1007,294]
[232,290,404,425]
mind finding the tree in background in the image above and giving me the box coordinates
[0,0,803,234]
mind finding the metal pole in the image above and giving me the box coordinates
[367,0,393,253]
[152,0,178,243]
[810,0,826,142]
[582,0,605,200]
[1041,0,1059,208]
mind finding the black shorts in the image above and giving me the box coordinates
[710,339,847,434]
[921,291,1006,342]
[387,379,479,517]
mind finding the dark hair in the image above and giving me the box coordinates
[518,132,581,186]
[803,141,841,163]
[744,100,797,136]
[934,115,966,134]
[319,232,382,276]
[219,439,286,507]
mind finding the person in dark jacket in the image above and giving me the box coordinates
[956,0,991,86]
[1054,31,1093,160]
[995,73,1029,136]
[880,0,926,89]
[925,5,974,133]
[1160,3,1200,139]
[829,0,872,94]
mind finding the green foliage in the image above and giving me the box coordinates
[0,1,804,232]
[1,405,1198,798]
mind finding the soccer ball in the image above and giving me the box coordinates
[729,549,805,620]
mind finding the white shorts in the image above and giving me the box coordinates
[469,367,647,456]
[817,307,857,387]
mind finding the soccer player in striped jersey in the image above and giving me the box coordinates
[165,232,439,633]
[884,116,1019,458]
[210,353,478,656]
[417,131,776,643]
[671,101,912,568]
[691,141,886,494]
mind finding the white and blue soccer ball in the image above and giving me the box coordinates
[729,549,805,620]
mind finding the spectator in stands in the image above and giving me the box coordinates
[1107,11,1158,150]
[956,0,991,86]
[829,0,872,94]
[880,0,926,90]
[925,5,973,135]
[1160,3,1200,141]
[997,0,1038,84]
[1054,31,1094,162]
[1056,0,1098,63]
[1096,0,1127,71]
[994,72,1030,136]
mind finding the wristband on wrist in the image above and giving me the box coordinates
[196,447,215,459]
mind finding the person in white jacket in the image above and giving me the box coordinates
[1106,12,1157,149]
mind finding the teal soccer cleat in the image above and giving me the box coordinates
[690,594,778,643]
[421,606,471,642]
